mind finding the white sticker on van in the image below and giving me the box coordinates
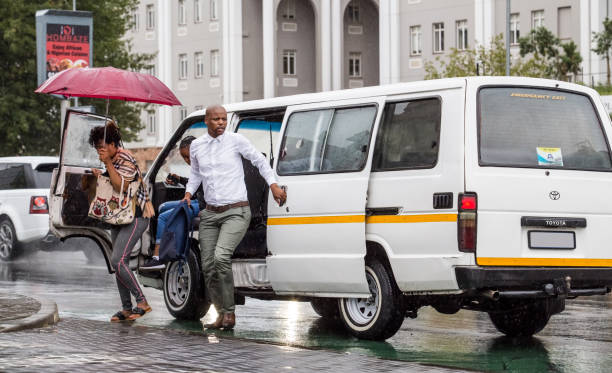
[537,147,563,166]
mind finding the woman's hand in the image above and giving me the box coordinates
[96,146,112,165]
[91,168,102,178]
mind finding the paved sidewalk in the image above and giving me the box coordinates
[0,317,468,372]
[0,292,59,332]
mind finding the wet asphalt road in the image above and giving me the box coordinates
[2,248,612,372]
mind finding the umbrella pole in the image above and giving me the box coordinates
[103,98,110,146]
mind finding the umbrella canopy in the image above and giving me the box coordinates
[35,66,182,106]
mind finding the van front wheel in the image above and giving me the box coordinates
[339,258,404,340]
[163,248,210,320]
[488,300,551,337]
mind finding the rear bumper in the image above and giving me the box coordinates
[455,266,612,290]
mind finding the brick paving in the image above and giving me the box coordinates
[0,318,466,372]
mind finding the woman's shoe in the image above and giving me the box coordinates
[110,310,133,322]
[127,304,152,320]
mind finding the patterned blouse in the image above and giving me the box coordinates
[111,148,149,210]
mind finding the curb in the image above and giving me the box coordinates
[0,296,60,333]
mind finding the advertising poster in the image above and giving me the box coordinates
[46,23,90,79]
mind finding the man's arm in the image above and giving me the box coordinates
[237,135,287,205]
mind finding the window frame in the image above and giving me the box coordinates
[371,96,443,172]
[433,22,445,53]
[348,2,360,24]
[131,9,140,32]
[282,0,296,20]
[146,4,155,30]
[210,0,219,21]
[531,9,544,29]
[178,0,187,25]
[194,0,202,23]
[510,13,520,45]
[194,52,204,78]
[410,25,422,56]
[210,50,219,77]
[178,53,188,80]
[348,52,362,77]
[282,49,297,76]
[147,111,157,135]
[456,20,468,50]
[277,103,379,176]
[476,85,612,172]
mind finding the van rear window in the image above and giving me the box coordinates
[478,87,612,171]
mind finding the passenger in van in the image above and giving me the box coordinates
[181,104,287,330]
[87,122,155,322]
[141,136,205,271]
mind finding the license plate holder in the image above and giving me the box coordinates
[528,230,575,250]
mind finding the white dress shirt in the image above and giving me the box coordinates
[185,131,277,206]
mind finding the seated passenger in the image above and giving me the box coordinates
[141,136,204,271]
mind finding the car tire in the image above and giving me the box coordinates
[488,299,551,337]
[339,257,405,340]
[0,218,19,262]
[310,298,340,319]
[163,247,210,320]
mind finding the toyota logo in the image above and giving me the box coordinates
[549,191,560,200]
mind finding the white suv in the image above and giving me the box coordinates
[0,156,58,261]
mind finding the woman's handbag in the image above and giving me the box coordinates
[88,175,138,225]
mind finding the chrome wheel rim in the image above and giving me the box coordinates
[0,223,14,259]
[344,269,380,325]
[166,261,190,307]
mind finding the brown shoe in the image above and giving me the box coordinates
[222,312,235,330]
[203,314,223,329]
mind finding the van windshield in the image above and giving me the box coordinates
[478,87,612,171]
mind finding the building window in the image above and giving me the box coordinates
[210,50,219,76]
[532,10,544,29]
[195,105,203,112]
[180,107,188,121]
[557,7,571,40]
[195,52,204,78]
[349,52,361,77]
[131,9,139,32]
[179,54,188,80]
[410,25,422,55]
[283,50,297,75]
[194,0,202,23]
[510,13,520,44]
[456,20,468,50]
[348,2,360,23]
[282,0,296,20]
[146,4,155,30]
[178,0,186,25]
[210,0,218,20]
[147,112,156,134]
[433,22,444,53]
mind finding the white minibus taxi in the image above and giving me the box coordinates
[49,76,612,340]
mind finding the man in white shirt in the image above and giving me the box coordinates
[182,105,286,330]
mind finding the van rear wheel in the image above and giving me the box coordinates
[163,247,210,320]
[339,257,404,340]
[488,300,551,337]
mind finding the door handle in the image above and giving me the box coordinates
[278,185,287,207]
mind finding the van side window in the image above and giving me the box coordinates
[372,98,442,171]
[278,106,377,175]
[236,117,283,162]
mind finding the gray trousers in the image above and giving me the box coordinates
[199,206,251,314]
[110,217,150,311]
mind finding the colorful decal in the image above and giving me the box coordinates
[537,147,563,166]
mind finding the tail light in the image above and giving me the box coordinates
[458,193,477,253]
[30,196,49,214]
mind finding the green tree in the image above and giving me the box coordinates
[424,34,548,79]
[592,17,612,85]
[0,0,153,156]
[518,27,582,80]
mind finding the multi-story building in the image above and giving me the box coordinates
[124,0,610,169]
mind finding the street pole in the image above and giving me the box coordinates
[73,0,79,107]
[505,0,511,76]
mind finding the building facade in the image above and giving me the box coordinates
[124,0,610,169]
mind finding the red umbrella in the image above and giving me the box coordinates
[35,66,181,106]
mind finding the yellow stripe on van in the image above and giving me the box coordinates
[477,257,612,267]
[267,215,366,225]
[267,213,457,225]
[366,214,457,224]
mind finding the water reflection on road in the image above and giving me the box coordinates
[2,250,612,372]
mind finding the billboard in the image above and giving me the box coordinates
[36,9,93,86]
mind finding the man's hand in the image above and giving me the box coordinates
[270,184,287,206]
[181,192,192,206]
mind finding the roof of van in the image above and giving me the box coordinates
[0,156,59,168]
[186,76,595,120]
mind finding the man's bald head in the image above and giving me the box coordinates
[204,104,228,138]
